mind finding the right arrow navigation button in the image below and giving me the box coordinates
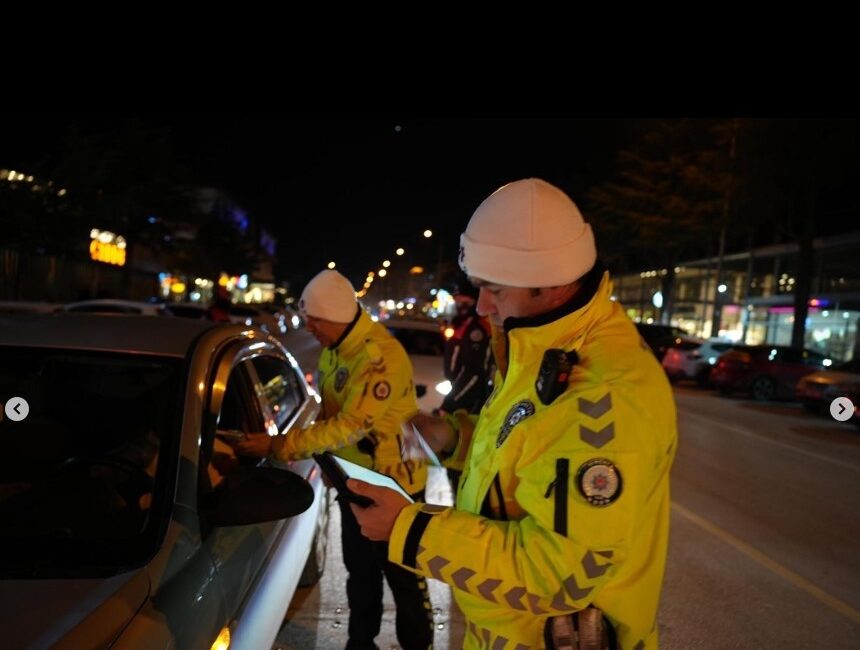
[830,397,856,422]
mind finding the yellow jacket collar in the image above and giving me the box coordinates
[333,309,375,358]
[495,263,614,373]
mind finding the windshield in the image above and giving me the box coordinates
[0,347,182,578]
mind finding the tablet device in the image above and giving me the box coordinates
[312,452,414,506]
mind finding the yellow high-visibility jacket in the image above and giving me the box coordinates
[272,309,427,495]
[389,268,677,649]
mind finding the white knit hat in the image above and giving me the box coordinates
[299,270,358,323]
[459,178,597,288]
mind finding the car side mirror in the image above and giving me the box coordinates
[415,384,427,398]
[200,466,314,526]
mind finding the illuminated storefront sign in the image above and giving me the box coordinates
[89,229,126,266]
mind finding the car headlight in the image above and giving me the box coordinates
[435,380,452,395]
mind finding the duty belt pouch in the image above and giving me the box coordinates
[545,606,610,650]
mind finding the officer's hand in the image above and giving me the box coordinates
[348,479,410,541]
[410,412,456,455]
[234,432,273,457]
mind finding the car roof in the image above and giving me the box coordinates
[0,313,237,357]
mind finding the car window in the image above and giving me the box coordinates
[251,356,305,429]
[0,348,181,578]
[670,340,700,351]
[388,327,444,356]
[772,348,803,363]
[834,358,860,373]
[216,365,256,434]
[802,350,827,366]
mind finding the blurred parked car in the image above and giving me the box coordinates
[228,305,287,335]
[661,337,734,386]
[795,357,860,413]
[259,304,304,331]
[282,305,304,330]
[0,314,328,650]
[710,345,830,401]
[63,299,168,316]
[385,319,447,412]
[163,302,211,319]
[635,323,689,360]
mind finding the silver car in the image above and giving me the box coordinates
[0,313,328,650]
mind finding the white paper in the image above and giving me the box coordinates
[331,455,415,502]
[400,421,443,467]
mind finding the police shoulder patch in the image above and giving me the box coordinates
[576,458,622,506]
[373,380,391,400]
[496,400,536,448]
[335,367,349,392]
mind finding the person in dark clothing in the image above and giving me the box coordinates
[439,276,494,494]
[207,285,232,322]
[440,278,493,416]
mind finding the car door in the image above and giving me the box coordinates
[197,352,277,619]
[198,343,321,650]
[770,348,807,395]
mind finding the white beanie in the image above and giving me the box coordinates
[459,178,597,288]
[299,270,358,323]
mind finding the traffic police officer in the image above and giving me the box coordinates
[349,179,678,650]
[237,269,433,650]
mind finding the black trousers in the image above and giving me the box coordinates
[338,495,434,650]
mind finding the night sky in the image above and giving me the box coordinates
[0,117,659,288]
[167,118,648,288]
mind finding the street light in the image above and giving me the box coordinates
[327,261,336,269]
[423,230,432,238]
[383,260,391,268]
[396,248,405,256]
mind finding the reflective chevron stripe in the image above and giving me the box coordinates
[579,422,615,448]
[578,392,612,418]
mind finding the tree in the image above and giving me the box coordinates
[586,119,733,324]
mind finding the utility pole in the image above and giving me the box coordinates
[710,118,738,338]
